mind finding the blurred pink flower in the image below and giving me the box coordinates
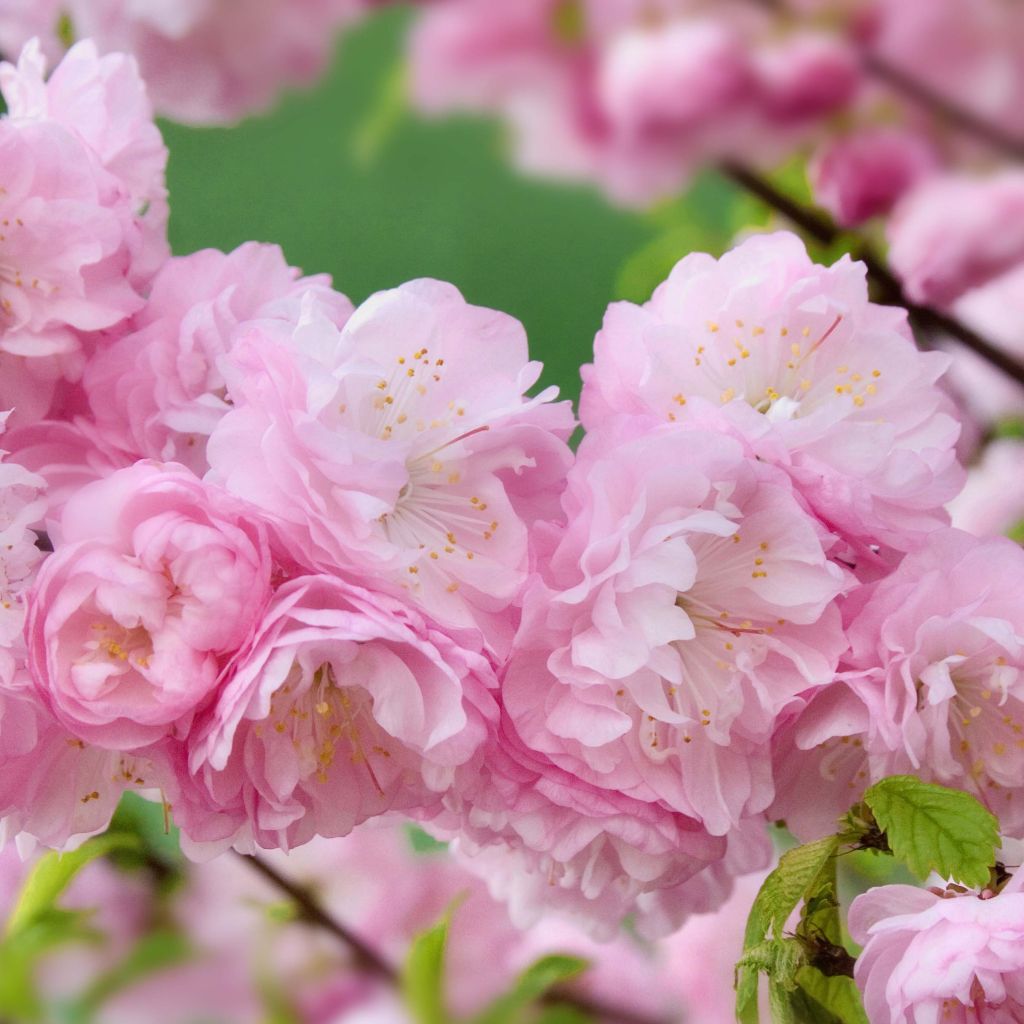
[207,279,573,648]
[810,127,937,227]
[950,440,1024,539]
[84,243,352,475]
[26,461,274,750]
[581,231,963,559]
[186,574,498,852]
[889,173,1024,307]
[850,873,1024,1024]
[2,0,370,124]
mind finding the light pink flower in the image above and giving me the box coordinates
[65,0,367,124]
[0,37,168,283]
[83,244,352,475]
[0,684,177,849]
[581,232,963,558]
[810,127,938,227]
[26,461,274,750]
[207,279,573,646]
[844,528,1024,834]
[888,172,1024,307]
[185,574,498,852]
[950,441,1024,540]
[435,706,732,941]
[505,418,846,836]
[850,874,1024,1024]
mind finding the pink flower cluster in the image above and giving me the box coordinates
[0,0,371,124]
[406,0,1024,317]
[3,43,1024,1006]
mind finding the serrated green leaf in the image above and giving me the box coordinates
[6,833,139,939]
[474,954,589,1024]
[403,915,450,1024]
[864,776,999,887]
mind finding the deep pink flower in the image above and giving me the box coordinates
[207,279,573,646]
[185,574,497,853]
[810,127,937,227]
[26,461,274,750]
[84,244,351,475]
[850,874,1024,1024]
[581,232,963,558]
[505,418,846,836]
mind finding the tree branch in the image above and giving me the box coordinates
[718,159,1024,388]
[235,851,670,1024]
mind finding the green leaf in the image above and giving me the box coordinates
[6,833,140,939]
[474,954,589,1024]
[405,824,448,856]
[795,969,869,1024]
[402,914,451,1024]
[737,836,839,1023]
[768,980,797,1024]
[864,776,1000,888]
[532,1007,592,1024]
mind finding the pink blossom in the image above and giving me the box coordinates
[950,441,1024,540]
[888,173,1024,307]
[435,705,733,940]
[581,232,963,558]
[850,873,1024,1024]
[505,418,846,837]
[844,528,1024,834]
[64,0,367,124]
[207,279,573,646]
[26,461,273,750]
[0,684,178,848]
[185,574,498,852]
[753,31,860,125]
[0,37,169,283]
[0,39,166,426]
[83,244,352,475]
[810,127,938,227]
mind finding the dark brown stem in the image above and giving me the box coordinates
[861,51,1024,162]
[236,851,399,983]
[235,851,669,1024]
[718,159,1024,388]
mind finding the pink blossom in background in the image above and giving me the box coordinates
[888,173,1024,308]
[186,574,497,853]
[810,127,937,227]
[83,243,352,475]
[207,278,574,648]
[943,265,1024,427]
[26,461,274,751]
[843,529,1024,834]
[505,418,846,837]
[0,0,370,124]
[581,232,963,561]
[950,440,1024,540]
[850,873,1024,1024]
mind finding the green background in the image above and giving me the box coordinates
[161,6,741,406]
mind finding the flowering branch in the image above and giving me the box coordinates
[236,852,669,1024]
[718,159,1024,388]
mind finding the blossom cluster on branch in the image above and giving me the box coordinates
[0,9,1022,1022]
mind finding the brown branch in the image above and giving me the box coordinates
[235,851,670,1024]
[718,159,1024,388]
[861,51,1024,163]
